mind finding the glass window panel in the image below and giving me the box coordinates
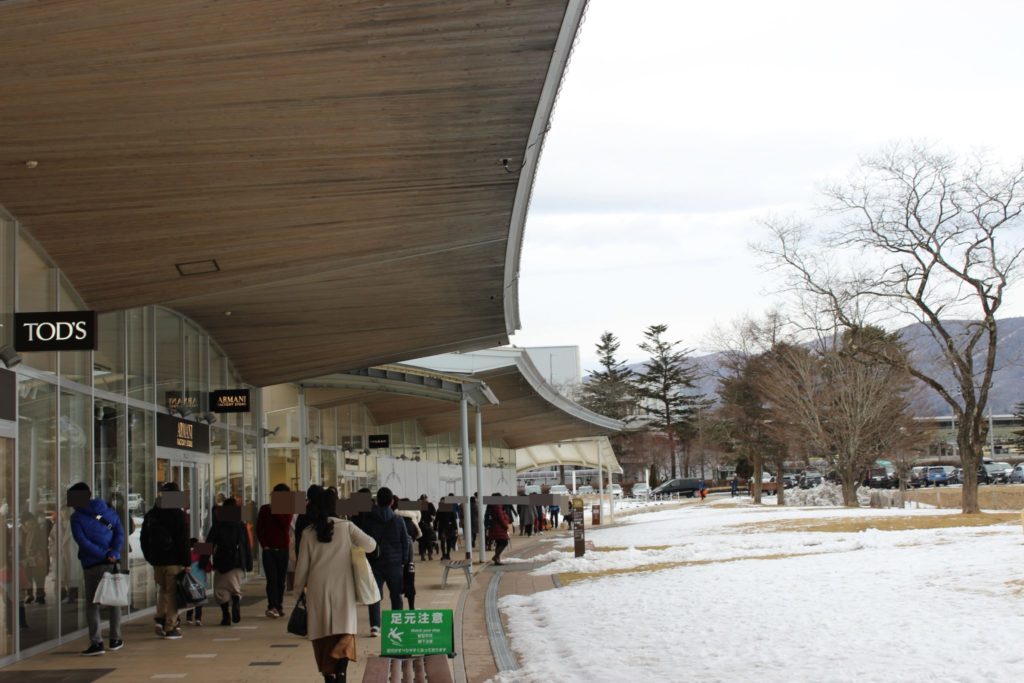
[17,377,58,647]
[127,307,154,403]
[209,349,226,393]
[229,429,243,499]
[183,322,203,408]
[129,408,155,610]
[155,308,182,410]
[267,448,299,493]
[95,311,126,395]
[58,274,90,386]
[59,389,93,637]
[17,233,56,373]
[321,448,337,490]
[212,426,229,500]
[0,436,14,657]
[243,431,257,507]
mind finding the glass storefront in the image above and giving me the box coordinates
[0,211,260,663]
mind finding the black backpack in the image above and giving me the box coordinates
[140,509,175,563]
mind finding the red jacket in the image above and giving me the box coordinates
[255,503,291,549]
[487,507,510,541]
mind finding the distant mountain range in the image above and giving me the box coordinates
[618,317,1024,418]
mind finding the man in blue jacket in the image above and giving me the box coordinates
[68,481,125,656]
[363,487,410,637]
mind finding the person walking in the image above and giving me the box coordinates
[206,497,253,626]
[517,504,534,538]
[486,497,510,565]
[363,487,410,638]
[294,488,377,683]
[434,497,458,560]
[68,482,125,656]
[417,494,437,561]
[256,483,292,619]
[140,482,190,640]
[548,503,561,530]
[731,476,739,497]
[395,498,419,611]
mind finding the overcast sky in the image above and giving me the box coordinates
[509,0,1024,372]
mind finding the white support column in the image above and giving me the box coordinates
[459,396,471,559]
[475,405,485,564]
[597,439,605,524]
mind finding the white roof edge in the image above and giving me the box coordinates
[512,350,625,432]
[503,0,588,336]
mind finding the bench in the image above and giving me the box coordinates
[361,654,454,683]
[440,559,472,588]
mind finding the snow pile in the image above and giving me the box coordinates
[783,482,849,506]
[498,550,565,565]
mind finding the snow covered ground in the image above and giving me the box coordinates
[490,502,1024,683]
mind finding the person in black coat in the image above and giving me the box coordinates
[362,487,410,637]
[140,482,191,638]
[206,498,253,626]
[434,497,459,560]
[417,494,437,561]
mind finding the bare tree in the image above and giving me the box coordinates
[758,142,1024,513]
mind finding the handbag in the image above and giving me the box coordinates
[287,595,308,637]
[93,563,130,607]
[351,546,381,605]
[175,570,207,607]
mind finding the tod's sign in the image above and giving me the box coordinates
[15,311,98,352]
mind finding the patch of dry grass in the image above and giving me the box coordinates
[904,485,1024,510]
[745,512,1018,534]
[557,551,828,586]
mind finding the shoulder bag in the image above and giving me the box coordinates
[93,563,130,607]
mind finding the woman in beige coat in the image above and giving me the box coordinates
[294,489,377,682]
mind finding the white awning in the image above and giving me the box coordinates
[515,436,623,474]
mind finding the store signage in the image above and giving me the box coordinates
[0,369,14,422]
[368,434,389,448]
[165,391,201,414]
[210,389,250,413]
[157,413,210,453]
[381,610,454,656]
[572,497,586,558]
[592,504,601,526]
[14,311,97,351]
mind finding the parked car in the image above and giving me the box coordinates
[127,493,143,512]
[609,484,623,498]
[799,471,823,488]
[651,478,700,498]
[948,468,962,485]
[987,462,1013,483]
[631,483,650,498]
[867,466,898,489]
[548,484,569,496]
[523,484,542,496]
[976,466,993,485]
[781,475,798,489]
[926,465,956,486]
[576,485,595,495]
[1010,464,1024,484]
[909,466,928,488]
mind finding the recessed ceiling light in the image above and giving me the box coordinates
[25,160,38,168]
[224,311,232,316]
[175,259,220,276]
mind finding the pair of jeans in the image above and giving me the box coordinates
[153,565,184,630]
[261,547,288,611]
[367,563,403,629]
[83,563,121,644]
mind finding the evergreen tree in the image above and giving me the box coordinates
[634,324,705,479]
[579,331,636,420]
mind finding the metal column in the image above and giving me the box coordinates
[459,396,471,560]
[298,387,309,492]
[475,405,485,563]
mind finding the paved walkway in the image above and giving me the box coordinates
[0,501,688,682]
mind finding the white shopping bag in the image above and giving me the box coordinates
[94,566,130,607]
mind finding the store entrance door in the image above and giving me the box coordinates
[157,453,213,538]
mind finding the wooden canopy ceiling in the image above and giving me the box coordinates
[0,0,577,386]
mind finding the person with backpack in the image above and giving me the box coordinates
[140,482,190,640]
[416,494,437,561]
[363,487,410,637]
[68,482,125,656]
[206,497,253,626]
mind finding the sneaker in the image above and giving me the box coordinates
[108,639,124,651]
[265,608,279,619]
[80,642,105,656]
[370,626,380,637]
[195,620,202,627]
[185,619,194,626]
[163,627,183,640]
[154,617,166,637]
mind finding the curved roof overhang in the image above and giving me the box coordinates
[515,436,624,474]
[0,0,587,387]
[298,348,624,449]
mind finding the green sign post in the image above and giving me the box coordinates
[381,609,454,656]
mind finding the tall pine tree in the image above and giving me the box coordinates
[580,332,636,420]
[634,324,705,479]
